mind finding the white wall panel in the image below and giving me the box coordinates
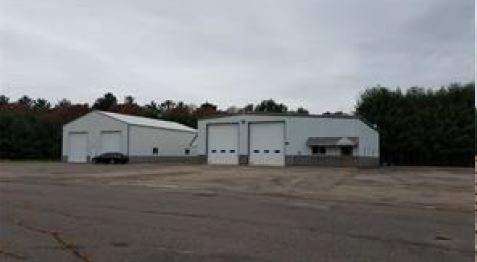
[100,131,121,153]
[129,125,196,156]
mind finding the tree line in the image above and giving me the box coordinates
[0,82,474,166]
[356,82,474,167]
[0,94,308,159]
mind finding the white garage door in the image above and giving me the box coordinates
[68,133,88,163]
[249,122,285,166]
[100,131,121,154]
[207,124,239,165]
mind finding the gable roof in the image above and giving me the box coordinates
[199,112,378,131]
[306,137,359,147]
[96,111,196,133]
[198,112,358,120]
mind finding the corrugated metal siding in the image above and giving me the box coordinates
[198,114,379,158]
[129,125,197,157]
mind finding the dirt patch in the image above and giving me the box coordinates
[0,162,472,212]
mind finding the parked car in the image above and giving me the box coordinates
[92,152,129,164]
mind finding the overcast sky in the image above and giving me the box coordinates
[0,0,474,113]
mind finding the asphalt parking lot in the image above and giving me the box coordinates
[0,162,474,261]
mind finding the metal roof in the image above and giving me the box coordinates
[306,137,359,147]
[97,111,197,133]
[199,112,358,120]
[198,113,378,131]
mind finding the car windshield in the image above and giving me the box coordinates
[102,153,120,157]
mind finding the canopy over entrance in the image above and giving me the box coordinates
[306,137,359,147]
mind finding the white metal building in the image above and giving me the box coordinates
[197,113,379,167]
[62,111,198,163]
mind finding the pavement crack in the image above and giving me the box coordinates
[0,248,27,260]
[50,232,90,262]
[15,220,91,262]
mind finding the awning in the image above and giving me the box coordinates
[306,137,358,147]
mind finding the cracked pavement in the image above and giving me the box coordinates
[0,162,474,261]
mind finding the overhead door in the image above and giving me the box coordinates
[100,131,121,154]
[249,122,285,166]
[68,133,88,163]
[207,124,239,165]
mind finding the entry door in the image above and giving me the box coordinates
[68,133,88,163]
[207,124,239,165]
[100,131,121,153]
[249,122,285,166]
[340,146,355,166]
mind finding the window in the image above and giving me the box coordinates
[253,150,260,153]
[319,147,326,154]
[230,150,235,153]
[312,146,318,154]
[274,150,280,153]
[211,150,217,153]
[264,150,270,153]
[312,146,326,155]
[220,150,226,153]
[152,147,159,155]
[185,149,190,155]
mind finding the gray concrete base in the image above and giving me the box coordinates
[180,154,379,167]
[285,155,379,167]
[286,155,355,167]
[356,157,380,167]
[239,155,249,165]
[129,156,206,164]
[196,155,249,165]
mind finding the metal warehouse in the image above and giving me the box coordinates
[62,111,197,163]
[197,113,379,167]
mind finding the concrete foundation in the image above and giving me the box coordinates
[129,156,205,164]
[239,155,249,165]
[128,155,379,167]
[285,155,379,167]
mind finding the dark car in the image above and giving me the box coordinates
[92,152,129,164]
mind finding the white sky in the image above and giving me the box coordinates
[0,0,474,112]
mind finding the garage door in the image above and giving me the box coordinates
[100,131,121,154]
[207,124,239,165]
[68,133,88,163]
[249,122,285,166]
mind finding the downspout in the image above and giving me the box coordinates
[189,133,198,147]
[127,124,130,156]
